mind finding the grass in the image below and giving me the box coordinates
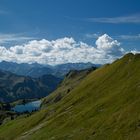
[0,53,140,140]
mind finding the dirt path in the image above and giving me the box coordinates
[15,122,45,140]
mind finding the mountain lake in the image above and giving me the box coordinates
[11,100,41,113]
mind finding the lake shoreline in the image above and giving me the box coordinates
[11,100,42,113]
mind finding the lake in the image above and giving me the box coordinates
[11,100,41,113]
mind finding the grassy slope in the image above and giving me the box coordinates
[0,53,140,140]
[42,68,95,108]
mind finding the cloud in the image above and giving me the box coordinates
[87,14,140,24]
[0,33,35,44]
[130,50,140,54]
[96,34,120,50]
[85,33,99,39]
[96,34,124,55]
[0,34,126,65]
[86,33,140,41]
[115,34,140,40]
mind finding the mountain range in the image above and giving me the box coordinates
[0,61,99,78]
[0,61,97,103]
[0,70,61,103]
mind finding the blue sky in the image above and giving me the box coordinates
[0,0,139,65]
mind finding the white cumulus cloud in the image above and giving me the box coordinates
[0,34,126,65]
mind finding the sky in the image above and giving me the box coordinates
[0,0,139,65]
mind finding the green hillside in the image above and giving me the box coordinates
[0,53,140,140]
[42,67,96,108]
